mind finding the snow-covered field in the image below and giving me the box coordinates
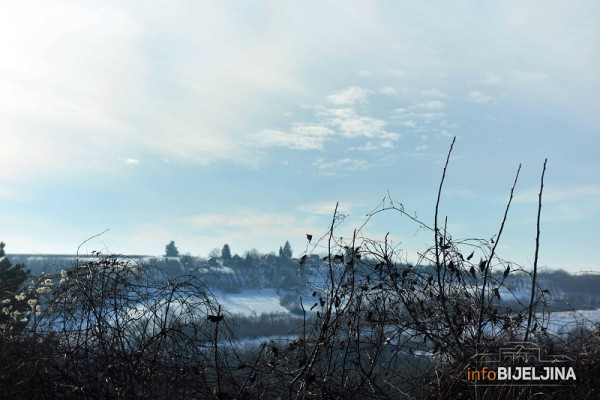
[213,289,600,335]
[215,288,290,316]
[543,308,600,336]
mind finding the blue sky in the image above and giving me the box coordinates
[1,1,598,272]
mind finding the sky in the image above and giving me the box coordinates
[1,1,599,273]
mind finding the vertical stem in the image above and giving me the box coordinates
[525,159,547,342]
[435,137,456,270]
[214,305,222,395]
[476,164,521,344]
[289,203,338,399]
[328,203,339,303]
[435,137,456,334]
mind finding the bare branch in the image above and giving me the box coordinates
[525,158,547,342]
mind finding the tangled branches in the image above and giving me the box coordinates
[256,140,583,399]
[2,254,238,399]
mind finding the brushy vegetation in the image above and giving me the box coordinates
[1,138,598,399]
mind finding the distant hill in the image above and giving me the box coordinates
[8,253,600,312]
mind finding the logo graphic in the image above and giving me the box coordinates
[467,342,576,387]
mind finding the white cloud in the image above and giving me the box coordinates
[350,141,379,152]
[468,91,494,104]
[507,3,599,82]
[326,86,370,105]
[397,120,417,128]
[184,211,320,244]
[318,107,389,138]
[511,71,548,82]
[123,158,139,165]
[247,122,336,150]
[416,112,445,122]
[417,100,446,110]
[419,89,449,98]
[515,185,600,204]
[120,211,324,256]
[481,73,502,85]
[391,96,453,139]
[298,201,355,215]
[0,2,143,181]
[312,158,370,174]
[248,112,397,153]
[543,203,600,222]
[350,139,397,151]
[250,85,401,152]
[2,1,596,184]
[248,129,325,151]
[291,124,335,137]
[379,132,402,141]
[0,2,386,180]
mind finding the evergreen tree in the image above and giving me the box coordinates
[221,244,232,260]
[0,242,30,328]
[282,241,293,259]
[0,242,29,295]
[165,241,179,257]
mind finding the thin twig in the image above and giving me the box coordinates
[76,229,109,266]
[434,137,456,265]
[234,342,266,400]
[435,137,456,336]
[214,304,222,396]
[476,163,521,344]
[525,158,547,342]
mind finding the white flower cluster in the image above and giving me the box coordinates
[2,307,27,322]
[60,269,68,285]
[1,287,42,323]
[2,297,28,321]
[1,298,11,316]
[36,278,54,294]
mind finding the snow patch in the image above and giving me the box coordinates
[215,288,289,317]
